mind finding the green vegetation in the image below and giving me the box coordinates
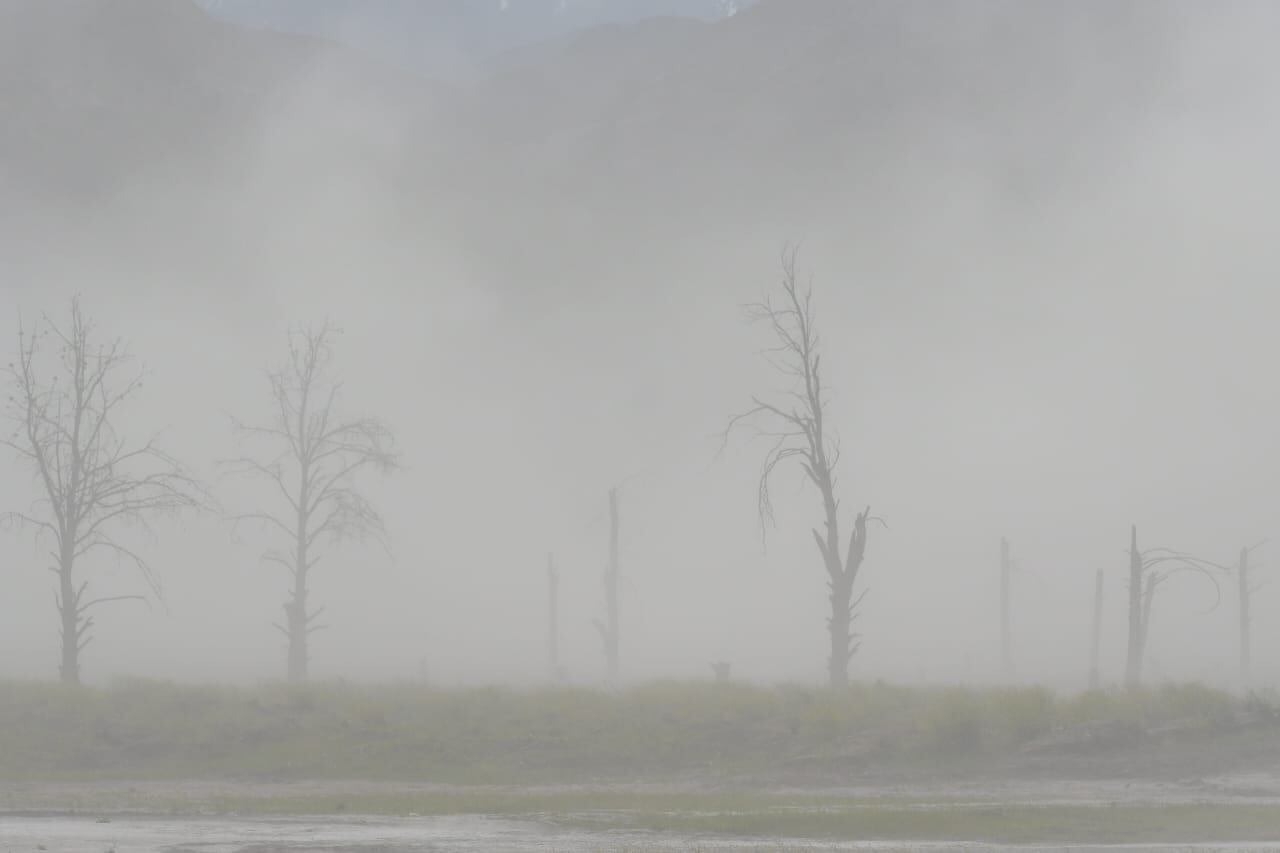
[0,677,1274,786]
[2,679,1279,845]
[7,785,1280,845]
[582,801,1280,844]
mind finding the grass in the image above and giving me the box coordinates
[0,677,1274,784]
[2,679,1279,847]
[575,801,1280,844]
[8,786,1280,845]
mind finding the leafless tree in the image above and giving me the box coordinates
[226,322,398,682]
[547,551,560,681]
[1123,524,1226,688]
[1235,540,1267,689]
[1088,567,1104,689]
[724,247,878,689]
[3,297,204,684]
[1000,537,1014,680]
[593,487,620,681]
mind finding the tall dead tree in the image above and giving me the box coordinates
[1000,537,1014,680]
[227,322,398,682]
[3,297,203,684]
[1123,524,1225,688]
[547,552,560,680]
[725,247,876,689]
[593,488,620,681]
[1239,546,1250,688]
[1235,541,1266,689]
[1125,528,1141,687]
[1088,567,1104,689]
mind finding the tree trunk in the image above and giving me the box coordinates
[1137,573,1156,684]
[827,572,852,688]
[1000,537,1013,680]
[814,465,846,689]
[547,552,560,680]
[57,545,79,686]
[287,499,309,682]
[818,499,867,690]
[595,488,620,682]
[1239,546,1251,689]
[287,569,308,682]
[1124,524,1143,688]
[1089,567,1104,689]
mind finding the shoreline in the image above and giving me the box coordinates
[6,786,1280,847]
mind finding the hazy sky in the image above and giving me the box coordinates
[2,0,1279,690]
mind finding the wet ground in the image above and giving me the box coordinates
[6,776,1280,853]
[6,814,1280,853]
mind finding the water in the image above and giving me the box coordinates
[4,815,1280,853]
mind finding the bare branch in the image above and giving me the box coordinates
[3,296,203,683]
[231,512,295,538]
[78,594,148,613]
[225,321,399,681]
[721,246,876,688]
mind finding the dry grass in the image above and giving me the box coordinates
[0,678,1272,784]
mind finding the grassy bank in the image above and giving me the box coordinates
[7,785,1280,845]
[585,800,1280,844]
[1,678,1274,785]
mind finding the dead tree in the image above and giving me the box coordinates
[1239,546,1250,688]
[1000,537,1014,680]
[2,297,204,684]
[1139,572,1156,662]
[1123,524,1225,688]
[226,322,398,682]
[1235,541,1267,689]
[1088,567,1104,689]
[593,488,620,681]
[724,247,877,689]
[1125,531,1141,686]
[547,552,560,680]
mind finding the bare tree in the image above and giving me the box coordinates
[1000,537,1014,680]
[1235,540,1267,689]
[593,487,620,682]
[226,322,398,682]
[3,297,204,684]
[725,247,878,689]
[1123,524,1225,688]
[547,551,562,681]
[1088,567,1104,689]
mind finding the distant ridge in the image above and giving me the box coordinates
[196,0,755,79]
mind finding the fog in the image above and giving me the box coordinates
[2,0,1280,692]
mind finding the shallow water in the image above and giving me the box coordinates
[5,815,1280,853]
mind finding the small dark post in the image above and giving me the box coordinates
[1089,568,1104,689]
[1139,573,1156,671]
[594,488,620,681]
[1124,524,1143,689]
[547,552,560,679]
[1239,545,1251,689]
[1000,537,1013,679]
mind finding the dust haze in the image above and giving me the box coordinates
[2,0,1279,693]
